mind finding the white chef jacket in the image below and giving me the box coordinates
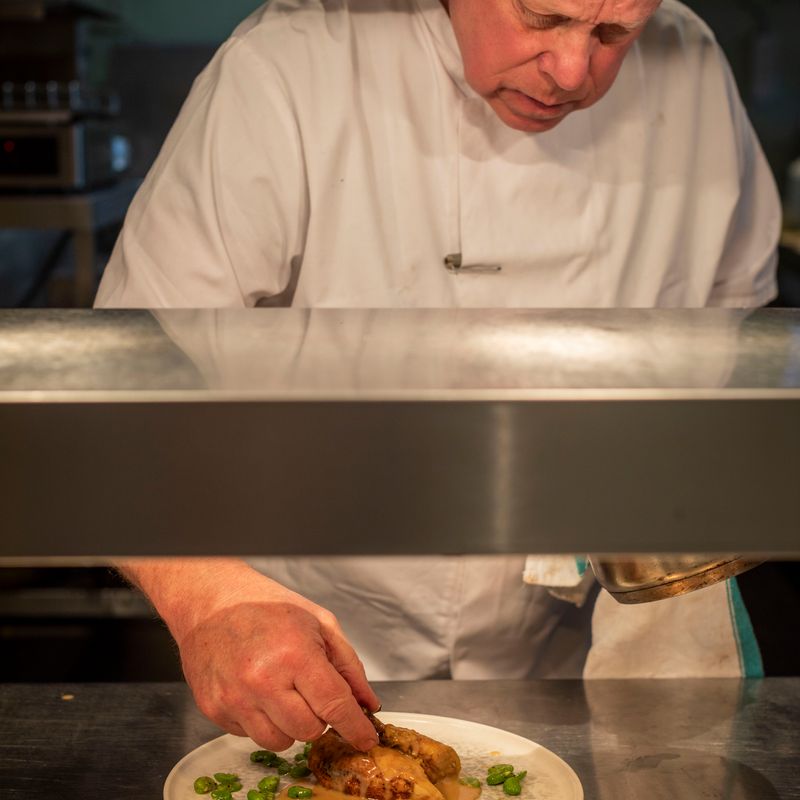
[96,0,781,678]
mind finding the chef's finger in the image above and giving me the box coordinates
[294,655,379,751]
[219,718,248,737]
[260,687,328,743]
[223,707,295,752]
[323,627,381,712]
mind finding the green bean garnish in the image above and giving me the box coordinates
[194,776,218,794]
[502,771,527,796]
[290,763,312,779]
[251,750,277,764]
[276,759,291,775]
[258,776,280,793]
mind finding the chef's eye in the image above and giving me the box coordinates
[516,3,567,29]
[594,23,634,44]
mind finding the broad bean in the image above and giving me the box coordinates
[193,776,217,794]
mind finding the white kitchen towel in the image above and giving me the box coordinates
[523,555,596,606]
[585,577,763,678]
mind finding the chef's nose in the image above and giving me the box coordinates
[537,31,593,92]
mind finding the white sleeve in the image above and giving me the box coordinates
[95,35,308,308]
[705,53,781,309]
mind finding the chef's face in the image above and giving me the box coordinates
[445,0,662,132]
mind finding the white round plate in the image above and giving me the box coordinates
[164,712,583,800]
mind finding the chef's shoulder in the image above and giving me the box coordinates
[632,0,747,128]
[219,0,418,81]
[639,0,728,65]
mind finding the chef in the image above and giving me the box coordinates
[94,0,781,754]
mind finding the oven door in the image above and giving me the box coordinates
[0,121,128,190]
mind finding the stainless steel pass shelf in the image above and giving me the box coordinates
[2,680,798,799]
[2,308,799,558]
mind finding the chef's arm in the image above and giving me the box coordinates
[116,557,380,751]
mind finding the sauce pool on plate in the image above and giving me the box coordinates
[276,776,481,800]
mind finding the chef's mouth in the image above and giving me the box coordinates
[499,87,582,115]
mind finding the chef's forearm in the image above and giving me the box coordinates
[114,557,264,644]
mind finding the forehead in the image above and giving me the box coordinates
[524,0,662,26]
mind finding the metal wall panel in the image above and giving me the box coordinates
[2,308,799,558]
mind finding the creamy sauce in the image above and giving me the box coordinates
[278,766,479,800]
[372,745,434,786]
[436,777,481,800]
[278,784,353,800]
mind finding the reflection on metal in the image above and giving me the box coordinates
[4,679,800,798]
[1,308,800,558]
[589,555,763,603]
[491,404,514,550]
[2,306,800,397]
[0,308,203,391]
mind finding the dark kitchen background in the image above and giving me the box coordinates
[1,0,799,682]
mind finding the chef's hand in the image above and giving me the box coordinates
[116,558,380,752]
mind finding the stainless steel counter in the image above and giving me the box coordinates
[2,308,800,558]
[1,679,797,798]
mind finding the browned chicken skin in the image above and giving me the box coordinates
[370,715,461,785]
[307,715,461,800]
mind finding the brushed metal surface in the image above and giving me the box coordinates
[0,680,797,799]
[2,307,800,397]
[1,308,800,557]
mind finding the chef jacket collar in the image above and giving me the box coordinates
[413,0,478,100]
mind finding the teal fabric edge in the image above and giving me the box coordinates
[575,557,588,577]
[727,577,764,678]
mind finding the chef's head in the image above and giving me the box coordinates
[444,0,662,132]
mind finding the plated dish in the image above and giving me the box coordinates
[163,712,583,800]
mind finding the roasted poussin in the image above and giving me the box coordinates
[307,715,461,800]
[370,715,460,784]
